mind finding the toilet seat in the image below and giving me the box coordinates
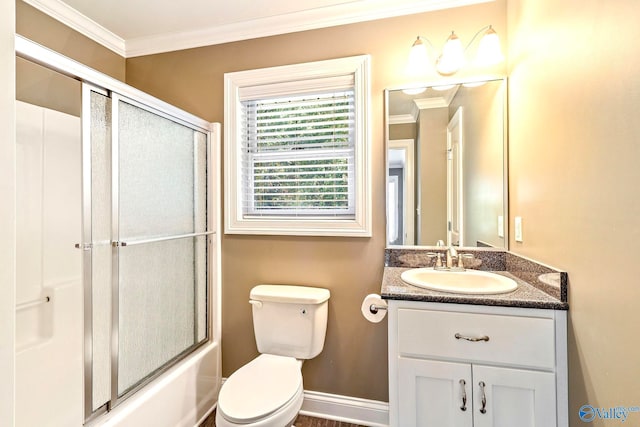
[218,354,303,424]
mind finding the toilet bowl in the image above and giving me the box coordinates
[216,285,330,427]
[216,355,304,427]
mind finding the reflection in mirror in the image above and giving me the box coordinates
[386,78,507,248]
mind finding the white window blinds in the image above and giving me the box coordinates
[240,87,356,217]
[224,55,371,236]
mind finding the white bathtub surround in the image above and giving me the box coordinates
[15,280,84,426]
[15,101,83,426]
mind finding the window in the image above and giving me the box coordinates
[224,55,371,236]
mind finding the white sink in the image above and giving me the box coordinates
[400,268,518,295]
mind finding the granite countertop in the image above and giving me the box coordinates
[382,248,569,310]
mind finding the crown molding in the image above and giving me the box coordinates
[125,0,490,57]
[23,0,126,57]
[22,0,492,58]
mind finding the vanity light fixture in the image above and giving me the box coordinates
[407,25,504,76]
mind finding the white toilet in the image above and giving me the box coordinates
[216,284,331,427]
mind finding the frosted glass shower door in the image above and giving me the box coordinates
[113,95,209,399]
[86,88,113,415]
[83,82,212,422]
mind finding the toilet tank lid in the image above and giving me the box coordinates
[251,285,330,304]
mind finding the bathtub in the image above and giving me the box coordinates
[96,341,220,427]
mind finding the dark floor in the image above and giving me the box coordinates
[199,410,366,427]
[293,415,366,427]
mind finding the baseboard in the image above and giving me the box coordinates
[219,378,390,426]
[300,390,389,427]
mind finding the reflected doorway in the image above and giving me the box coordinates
[388,139,415,245]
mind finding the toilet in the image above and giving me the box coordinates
[216,284,331,427]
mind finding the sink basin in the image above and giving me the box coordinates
[400,268,518,295]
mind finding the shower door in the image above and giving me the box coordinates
[84,85,211,419]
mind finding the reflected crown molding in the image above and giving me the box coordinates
[388,85,461,125]
[389,105,419,125]
[389,114,417,125]
[390,92,457,122]
[413,85,459,110]
[413,97,449,109]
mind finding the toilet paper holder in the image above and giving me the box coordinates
[369,304,387,314]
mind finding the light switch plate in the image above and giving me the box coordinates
[498,216,504,238]
[515,216,523,242]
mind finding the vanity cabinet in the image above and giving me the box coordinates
[388,301,568,427]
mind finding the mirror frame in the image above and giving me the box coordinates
[384,76,509,250]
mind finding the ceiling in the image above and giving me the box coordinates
[23,0,491,57]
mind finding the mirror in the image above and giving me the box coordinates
[385,77,507,248]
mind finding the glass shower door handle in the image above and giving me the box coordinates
[114,231,215,248]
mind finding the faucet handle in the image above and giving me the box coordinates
[427,252,444,268]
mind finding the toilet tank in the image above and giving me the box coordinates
[250,285,330,359]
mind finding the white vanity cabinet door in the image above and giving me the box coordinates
[398,358,472,427]
[473,365,557,427]
[396,358,556,427]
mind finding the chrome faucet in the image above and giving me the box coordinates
[433,240,467,271]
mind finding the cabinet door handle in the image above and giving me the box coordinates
[459,379,467,411]
[455,333,489,342]
[479,381,487,414]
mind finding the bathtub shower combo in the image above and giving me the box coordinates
[15,36,220,427]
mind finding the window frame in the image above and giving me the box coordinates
[224,55,371,237]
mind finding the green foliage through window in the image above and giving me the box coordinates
[241,89,355,216]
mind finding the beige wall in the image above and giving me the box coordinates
[418,107,448,245]
[388,122,416,140]
[450,81,505,247]
[15,1,124,117]
[507,0,640,425]
[16,1,126,81]
[16,57,82,117]
[126,2,506,400]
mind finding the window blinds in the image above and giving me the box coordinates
[240,88,356,217]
